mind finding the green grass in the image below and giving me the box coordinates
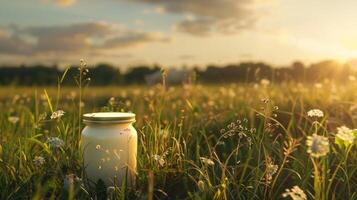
[0,79,356,199]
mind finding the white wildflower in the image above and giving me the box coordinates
[306,134,329,158]
[307,109,324,118]
[200,157,215,166]
[50,110,65,119]
[8,116,19,124]
[63,174,82,190]
[33,156,45,167]
[197,180,205,191]
[348,75,356,81]
[336,126,355,144]
[46,137,64,149]
[152,154,165,167]
[107,186,119,196]
[314,83,322,89]
[260,79,270,87]
[80,101,85,108]
[265,158,278,183]
[108,97,116,106]
[282,185,307,200]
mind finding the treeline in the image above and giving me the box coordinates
[0,60,355,86]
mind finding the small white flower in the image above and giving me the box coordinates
[336,126,355,144]
[33,156,45,167]
[108,97,116,106]
[265,158,278,183]
[107,186,118,196]
[260,79,270,87]
[306,134,329,158]
[307,109,324,118]
[282,186,307,200]
[152,154,165,167]
[50,110,65,119]
[314,83,323,89]
[197,180,205,191]
[63,174,82,190]
[8,116,19,124]
[200,157,215,166]
[348,75,356,81]
[46,137,64,149]
[80,101,85,108]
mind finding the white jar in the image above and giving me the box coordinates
[81,112,137,187]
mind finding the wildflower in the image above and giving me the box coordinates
[200,157,214,166]
[109,97,117,106]
[107,186,119,196]
[348,75,356,81]
[33,156,45,167]
[282,186,307,200]
[314,83,322,88]
[46,137,64,149]
[336,126,355,144]
[69,91,77,99]
[306,134,329,158]
[207,100,215,106]
[159,129,169,137]
[197,180,205,191]
[152,154,165,167]
[63,174,82,190]
[265,158,278,183]
[8,116,19,124]
[247,137,252,147]
[96,144,101,150]
[80,101,85,108]
[260,79,270,87]
[261,98,270,104]
[50,110,65,119]
[238,131,247,138]
[307,109,324,118]
[228,89,236,97]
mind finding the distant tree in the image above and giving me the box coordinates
[90,63,122,85]
[0,60,356,86]
[124,66,159,84]
[0,65,59,85]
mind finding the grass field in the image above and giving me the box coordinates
[0,78,356,199]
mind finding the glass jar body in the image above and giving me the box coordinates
[81,122,137,187]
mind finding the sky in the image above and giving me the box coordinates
[1,0,357,68]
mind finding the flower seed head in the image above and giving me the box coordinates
[306,134,329,158]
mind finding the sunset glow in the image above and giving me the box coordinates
[1,0,357,67]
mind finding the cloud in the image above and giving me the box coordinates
[23,22,114,53]
[52,0,77,7]
[0,22,169,56]
[0,29,32,55]
[130,0,266,35]
[178,54,195,60]
[103,32,170,48]
[174,18,214,36]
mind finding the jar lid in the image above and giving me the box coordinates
[83,112,135,124]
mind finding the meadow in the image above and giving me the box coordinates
[0,73,356,199]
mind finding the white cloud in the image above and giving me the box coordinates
[0,22,170,56]
[129,0,268,35]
